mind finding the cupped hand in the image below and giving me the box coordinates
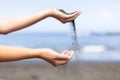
[37,49,74,67]
[49,8,81,23]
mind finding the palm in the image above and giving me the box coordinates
[39,49,74,67]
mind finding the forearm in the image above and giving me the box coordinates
[0,45,39,62]
[0,45,74,66]
[0,9,51,34]
[0,9,80,34]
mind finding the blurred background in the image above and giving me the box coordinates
[0,0,120,80]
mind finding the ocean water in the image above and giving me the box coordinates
[0,33,120,61]
[0,33,73,51]
[0,33,120,50]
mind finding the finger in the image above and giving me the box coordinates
[67,51,74,59]
[56,51,74,65]
[61,50,68,55]
[66,11,81,19]
[57,52,70,60]
[65,13,80,22]
[57,55,68,60]
[57,50,74,60]
[55,60,68,65]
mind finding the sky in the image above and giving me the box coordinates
[0,0,120,35]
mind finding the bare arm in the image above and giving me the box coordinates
[0,9,80,34]
[0,45,74,66]
[0,9,79,66]
[0,10,50,34]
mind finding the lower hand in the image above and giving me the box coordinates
[36,49,74,67]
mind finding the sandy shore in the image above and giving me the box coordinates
[0,60,120,80]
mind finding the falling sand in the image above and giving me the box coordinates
[58,9,80,80]
[59,9,80,52]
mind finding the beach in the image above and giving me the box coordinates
[0,0,120,79]
[0,61,120,80]
[0,33,120,80]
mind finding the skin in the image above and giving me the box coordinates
[0,8,80,67]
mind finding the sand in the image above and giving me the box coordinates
[0,60,120,80]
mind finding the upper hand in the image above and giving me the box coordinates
[49,8,81,23]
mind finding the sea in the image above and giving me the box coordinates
[0,32,120,62]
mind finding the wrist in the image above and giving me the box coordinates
[42,9,53,17]
[27,49,40,58]
[32,49,45,59]
[46,8,57,17]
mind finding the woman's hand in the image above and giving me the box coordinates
[0,8,80,34]
[49,8,81,23]
[0,46,74,67]
[36,49,74,67]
